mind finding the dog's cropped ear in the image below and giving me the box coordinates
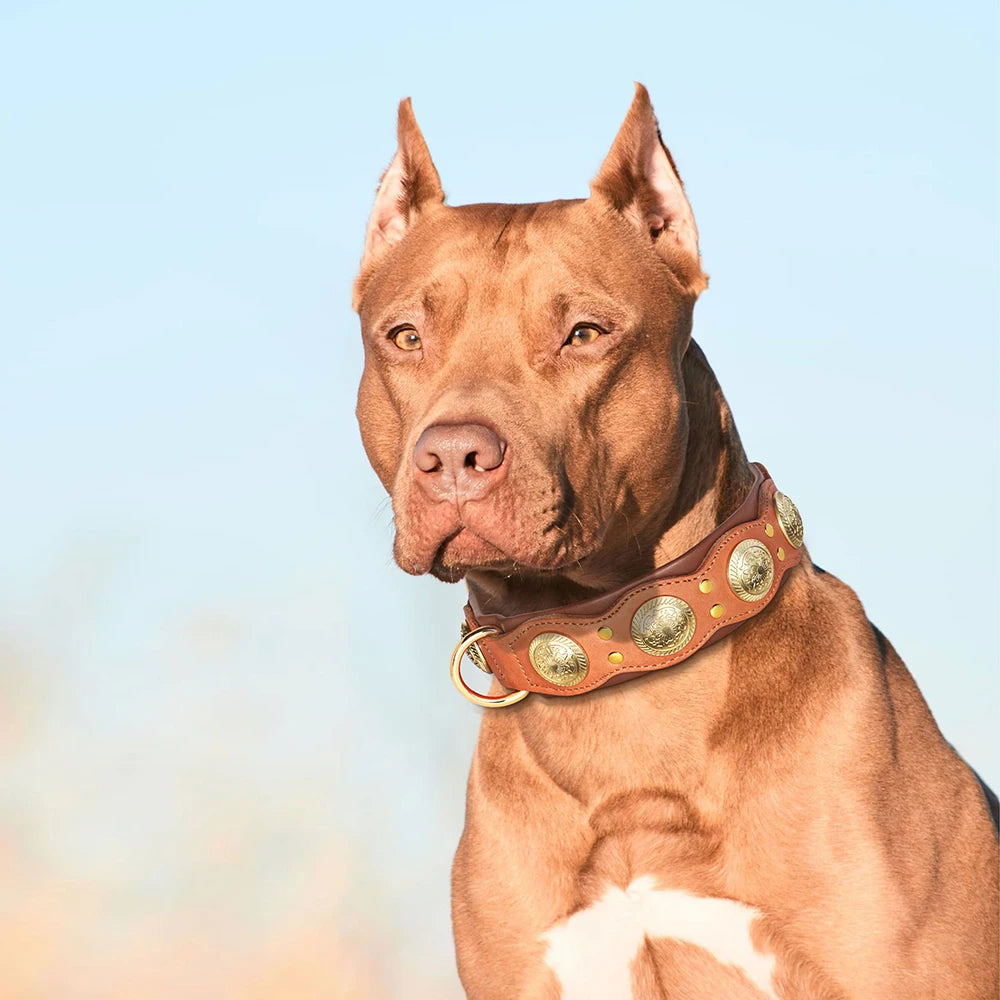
[591,84,705,293]
[353,98,445,310]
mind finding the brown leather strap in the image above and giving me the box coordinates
[462,464,803,697]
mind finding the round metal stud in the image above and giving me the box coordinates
[460,620,491,674]
[597,627,613,641]
[710,604,724,618]
[699,579,713,594]
[777,546,786,561]
[608,651,624,664]
[765,523,775,537]
[631,596,696,656]
[528,632,589,687]
[774,491,804,548]
[727,539,775,603]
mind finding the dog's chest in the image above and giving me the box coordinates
[542,876,779,999]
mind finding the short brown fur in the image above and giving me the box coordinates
[353,85,998,998]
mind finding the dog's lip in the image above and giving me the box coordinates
[432,525,508,564]
[428,520,609,579]
[399,484,613,578]
[428,526,510,580]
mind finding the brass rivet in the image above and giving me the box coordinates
[777,546,786,561]
[710,604,724,618]
[459,620,491,674]
[608,651,624,664]
[727,538,775,603]
[528,632,589,687]
[698,579,713,594]
[597,626,613,640]
[631,596,697,656]
[765,523,774,537]
[774,491,804,548]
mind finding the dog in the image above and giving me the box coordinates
[352,85,998,999]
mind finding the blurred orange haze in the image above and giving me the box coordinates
[1,549,462,1000]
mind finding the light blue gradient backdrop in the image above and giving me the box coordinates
[1,1,996,995]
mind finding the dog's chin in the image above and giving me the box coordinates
[412,528,600,583]
[394,528,555,582]
[392,504,609,581]
[427,529,512,582]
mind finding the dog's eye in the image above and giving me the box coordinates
[565,323,606,347]
[389,326,422,351]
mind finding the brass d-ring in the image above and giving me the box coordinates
[450,626,529,708]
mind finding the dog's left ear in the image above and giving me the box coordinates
[354,98,445,311]
[591,84,705,293]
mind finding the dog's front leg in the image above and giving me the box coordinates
[451,716,592,1000]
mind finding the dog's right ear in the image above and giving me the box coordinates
[353,99,445,311]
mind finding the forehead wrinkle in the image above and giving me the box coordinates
[549,243,624,298]
[420,268,470,326]
[367,261,470,331]
[503,245,630,318]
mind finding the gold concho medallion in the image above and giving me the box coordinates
[460,620,491,674]
[528,632,589,687]
[630,596,697,656]
[774,491,804,548]
[727,539,775,602]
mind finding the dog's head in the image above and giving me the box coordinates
[353,85,707,585]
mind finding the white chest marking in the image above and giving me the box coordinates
[542,876,777,999]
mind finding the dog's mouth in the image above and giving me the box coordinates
[391,460,612,582]
[429,527,514,582]
[391,497,597,580]
[405,509,608,584]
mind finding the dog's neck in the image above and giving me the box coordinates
[465,341,754,618]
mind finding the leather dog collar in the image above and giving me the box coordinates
[451,463,804,706]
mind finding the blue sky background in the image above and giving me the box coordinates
[1,1,997,995]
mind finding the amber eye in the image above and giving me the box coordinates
[390,326,422,351]
[565,323,606,347]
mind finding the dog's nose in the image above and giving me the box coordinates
[413,423,508,502]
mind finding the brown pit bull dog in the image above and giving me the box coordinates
[352,85,998,999]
